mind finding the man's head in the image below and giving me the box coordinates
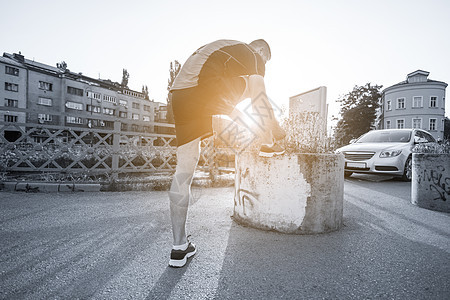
[249,39,271,63]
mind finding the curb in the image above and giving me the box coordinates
[0,182,101,193]
[0,174,235,193]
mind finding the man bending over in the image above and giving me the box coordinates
[168,39,285,267]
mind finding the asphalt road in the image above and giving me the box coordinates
[0,175,449,299]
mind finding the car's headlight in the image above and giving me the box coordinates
[379,150,402,158]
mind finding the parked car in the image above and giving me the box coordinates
[335,129,436,181]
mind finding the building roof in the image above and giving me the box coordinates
[407,70,429,77]
[0,54,26,68]
[383,70,448,93]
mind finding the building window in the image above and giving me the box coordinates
[123,90,145,99]
[103,107,115,115]
[132,113,139,120]
[38,114,52,122]
[66,116,83,124]
[119,99,128,106]
[39,81,53,91]
[412,118,422,129]
[86,105,101,113]
[5,82,19,92]
[65,101,83,110]
[67,86,83,96]
[386,100,391,111]
[396,98,405,109]
[119,111,127,118]
[4,115,18,122]
[386,120,391,129]
[143,115,150,122]
[396,119,404,129]
[5,98,18,107]
[38,97,52,106]
[103,121,113,128]
[103,95,117,104]
[86,91,102,101]
[87,119,99,128]
[5,66,19,76]
[131,124,139,131]
[430,96,437,108]
[412,96,423,108]
[132,102,140,109]
[429,118,437,131]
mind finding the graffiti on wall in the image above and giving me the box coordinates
[237,188,259,215]
[234,164,259,215]
[416,166,449,201]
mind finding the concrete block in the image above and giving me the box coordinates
[412,153,450,212]
[0,182,18,191]
[58,183,101,192]
[35,183,60,192]
[234,152,344,234]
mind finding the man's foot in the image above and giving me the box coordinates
[259,143,285,157]
[169,242,197,268]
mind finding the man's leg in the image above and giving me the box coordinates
[169,137,201,247]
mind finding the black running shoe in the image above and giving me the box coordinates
[259,143,285,157]
[168,242,197,268]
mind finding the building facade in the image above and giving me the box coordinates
[0,54,28,141]
[1,52,167,142]
[378,70,447,140]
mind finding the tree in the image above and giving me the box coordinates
[142,85,149,100]
[166,60,181,124]
[333,83,382,148]
[444,117,450,141]
[121,68,129,88]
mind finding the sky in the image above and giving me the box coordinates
[2,0,449,123]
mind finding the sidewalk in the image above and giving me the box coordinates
[0,185,449,299]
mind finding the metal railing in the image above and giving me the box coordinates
[0,112,234,180]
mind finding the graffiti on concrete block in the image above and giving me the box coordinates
[417,166,449,201]
[237,189,259,215]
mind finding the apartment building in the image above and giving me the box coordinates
[378,70,447,140]
[0,53,27,141]
[1,52,166,142]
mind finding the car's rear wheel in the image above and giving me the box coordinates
[401,156,412,181]
[344,171,353,178]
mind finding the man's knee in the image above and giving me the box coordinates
[171,171,194,191]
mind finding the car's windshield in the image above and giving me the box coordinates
[357,131,411,143]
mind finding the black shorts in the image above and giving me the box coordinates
[171,76,246,147]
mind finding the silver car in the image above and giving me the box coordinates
[336,129,436,181]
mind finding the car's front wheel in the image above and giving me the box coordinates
[401,156,412,181]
